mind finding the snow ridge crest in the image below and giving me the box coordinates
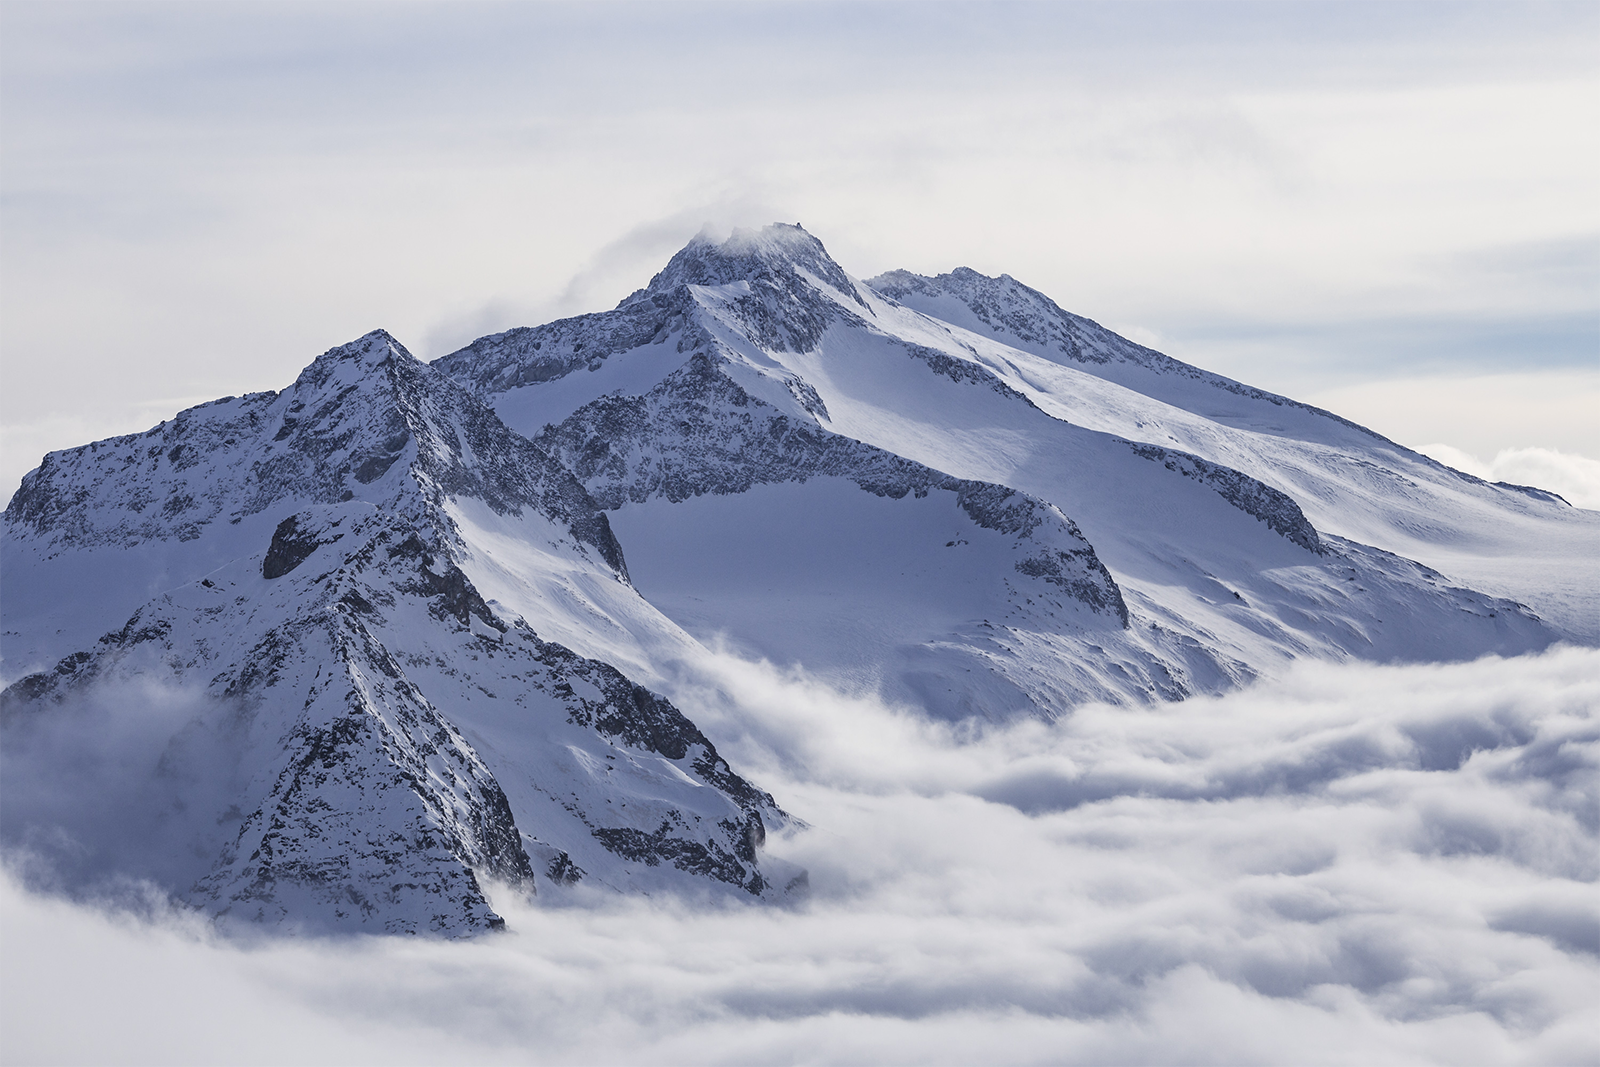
[4,328,625,577]
[646,223,857,300]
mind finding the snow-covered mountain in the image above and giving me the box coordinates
[2,331,795,935]
[4,224,1594,934]
[437,224,1584,716]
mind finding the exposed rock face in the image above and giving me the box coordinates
[262,512,346,579]
[434,224,866,398]
[537,352,1127,626]
[1126,443,1324,555]
[5,331,627,576]
[2,331,790,935]
[435,292,693,398]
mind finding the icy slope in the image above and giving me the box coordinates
[2,332,794,934]
[438,226,1560,718]
[868,267,1600,639]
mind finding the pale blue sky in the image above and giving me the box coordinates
[2,1,1596,495]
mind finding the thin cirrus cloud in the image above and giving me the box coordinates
[2,646,1596,1065]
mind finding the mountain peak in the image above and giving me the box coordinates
[334,327,406,360]
[293,328,413,385]
[5,326,627,579]
[647,222,856,298]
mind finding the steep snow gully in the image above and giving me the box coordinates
[4,224,1594,935]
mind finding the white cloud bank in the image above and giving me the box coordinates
[1416,444,1600,511]
[3,646,1597,1066]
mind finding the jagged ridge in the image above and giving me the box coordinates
[537,352,1128,625]
[1,329,798,934]
[7,330,625,576]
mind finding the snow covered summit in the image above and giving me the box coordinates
[3,223,1593,936]
[437,224,1575,716]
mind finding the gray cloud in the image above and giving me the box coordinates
[1489,886,1600,958]
[0,673,247,908]
[3,647,1596,1065]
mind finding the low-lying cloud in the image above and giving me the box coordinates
[0,673,250,905]
[3,647,1597,1066]
[1416,444,1600,511]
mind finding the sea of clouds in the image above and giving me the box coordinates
[2,646,1597,1066]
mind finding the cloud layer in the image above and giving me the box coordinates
[1416,443,1600,511]
[3,646,1596,1066]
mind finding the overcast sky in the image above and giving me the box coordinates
[2,1,1596,498]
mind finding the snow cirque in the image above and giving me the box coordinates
[3,223,1593,935]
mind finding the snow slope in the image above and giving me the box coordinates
[869,267,1600,640]
[438,225,1570,719]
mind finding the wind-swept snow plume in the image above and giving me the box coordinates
[4,649,1595,1066]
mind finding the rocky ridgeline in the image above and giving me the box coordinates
[868,266,1384,432]
[537,351,1128,625]
[435,224,873,407]
[7,331,625,574]
[2,332,794,935]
